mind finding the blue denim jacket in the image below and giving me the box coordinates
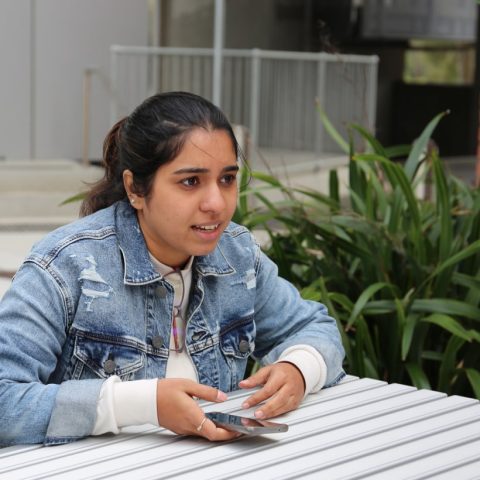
[0,201,344,446]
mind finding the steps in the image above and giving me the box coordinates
[0,159,103,229]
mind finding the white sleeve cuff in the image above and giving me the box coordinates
[277,345,328,397]
[92,377,159,435]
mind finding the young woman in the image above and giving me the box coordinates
[0,92,344,446]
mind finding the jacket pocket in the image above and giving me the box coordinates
[71,329,145,380]
[219,315,256,359]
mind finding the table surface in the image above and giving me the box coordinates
[2,375,480,480]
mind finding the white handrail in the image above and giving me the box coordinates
[110,45,379,65]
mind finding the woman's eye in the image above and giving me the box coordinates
[181,177,199,187]
[221,174,237,185]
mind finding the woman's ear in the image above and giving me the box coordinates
[123,169,143,209]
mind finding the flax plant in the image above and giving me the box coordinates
[236,113,480,399]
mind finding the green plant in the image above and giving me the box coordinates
[236,113,480,398]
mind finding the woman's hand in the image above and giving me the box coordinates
[156,378,239,441]
[238,362,305,419]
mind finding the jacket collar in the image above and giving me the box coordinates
[194,242,235,277]
[114,201,235,285]
[115,201,160,285]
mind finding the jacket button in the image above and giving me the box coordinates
[238,339,250,353]
[152,335,164,349]
[155,285,167,298]
[104,359,116,374]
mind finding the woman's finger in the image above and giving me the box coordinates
[186,382,228,403]
[197,418,241,441]
[253,385,300,419]
[240,363,304,418]
[238,365,270,389]
[239,366,278,409]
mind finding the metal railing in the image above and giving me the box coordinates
[110,46,379,157]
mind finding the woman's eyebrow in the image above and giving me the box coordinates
[173,165,239,175]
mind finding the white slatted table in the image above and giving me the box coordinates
[2,376,480,480]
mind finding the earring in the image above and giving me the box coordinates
[130,197,135,205]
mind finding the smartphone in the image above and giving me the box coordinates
[205,412,288,435]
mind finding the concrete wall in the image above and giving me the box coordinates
[225,0,304,50]
[160,0,304,50]
[161,0,214,47]
[0,0,149,161]
[0,1,32,159]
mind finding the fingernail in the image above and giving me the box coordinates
[242,401,249,409]
[255,410,265,419]
[216,391,228,402]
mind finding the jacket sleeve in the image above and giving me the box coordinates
[0,261,104,447]
[252,247,345,388]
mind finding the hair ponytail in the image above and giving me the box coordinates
[80,117,128,216]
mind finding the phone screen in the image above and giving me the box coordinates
[205,412,289,435]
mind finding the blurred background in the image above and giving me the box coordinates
[0,0,478,293]
[1,0,477,161]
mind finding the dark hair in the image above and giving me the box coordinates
[80,91,240,216]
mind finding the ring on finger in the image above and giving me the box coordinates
[196,417,207,432]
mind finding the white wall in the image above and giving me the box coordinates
[0,0,149,160]
[0,0,32,158]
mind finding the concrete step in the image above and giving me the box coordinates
[0,159,103,228]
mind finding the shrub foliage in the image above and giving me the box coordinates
[236,113,480,398]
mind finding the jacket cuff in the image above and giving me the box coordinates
[92,377,159,435]
[44,379,104,445]
[113,378,158,428]
[92,376,122,435]
[277,345,327,397]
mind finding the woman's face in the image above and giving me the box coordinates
[126,128,239,268]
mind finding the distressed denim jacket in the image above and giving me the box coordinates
[0,201,344,447]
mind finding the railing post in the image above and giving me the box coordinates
[249,48,261,153]
[212,0,225,107]
[315,55,326,155]
[82,67,94,167]
[147,0,161,96]
[110,46,118,125]
[366,56,379,135]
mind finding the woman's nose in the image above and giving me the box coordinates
[199,184,226,213]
